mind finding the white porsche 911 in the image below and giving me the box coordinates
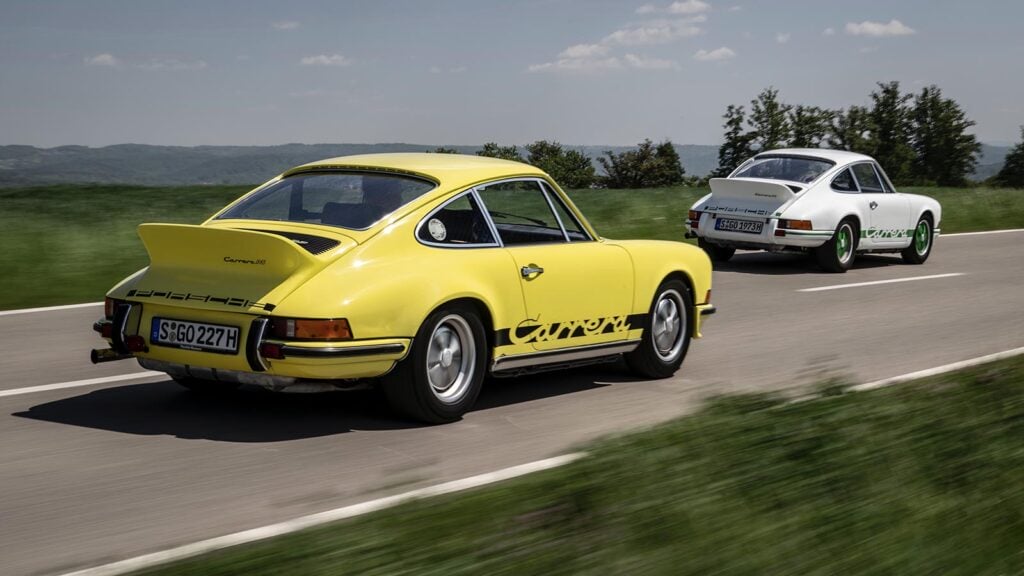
[686,149,941,272]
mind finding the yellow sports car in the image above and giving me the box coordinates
[92,154,715,423]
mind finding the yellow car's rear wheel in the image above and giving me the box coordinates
[383,303,486,424]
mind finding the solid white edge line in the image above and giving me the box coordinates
[54,345,1024,576]
[0,301,102,317]
[59,452,586,576]
[851,346,1024,392]
[942,228,1024,237]
[798,272,965,293]
[0,372,164,398]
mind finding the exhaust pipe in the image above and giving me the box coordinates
[91,348,132,364]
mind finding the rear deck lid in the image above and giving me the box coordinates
[703,177,802,217]
[123,224,355,313]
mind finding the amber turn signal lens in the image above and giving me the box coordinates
[268,318,352,341]
[688,210,702,221]
[779,219,813,230]
[104,297,116,319]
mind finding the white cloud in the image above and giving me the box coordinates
[633,1,709,16]
[604,18,703,45]
[527,57,622,73]
[693,46,736,61]
[137,58,207,71]
[845,19,915,37]
[668,0,710,14]
[823,27,836,36]
[299,54,354,67]
[272,20,300,30]
[729,5,742,12]
[84,53,119,67]
[776,32,790,44]
[560,43,610,58]
[624,53,678,69]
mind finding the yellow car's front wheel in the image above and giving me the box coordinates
[383,303,486,424]
[625,279,692,379]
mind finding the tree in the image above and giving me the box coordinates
[909,85,980,186]
[431,146,459,154]
[867,81,915,183]
[748,87,791,151]
[993,127,1024,187]
[525,140,596,188]
[598,139,685,188]
[788,105,834,149]
[476,142,523,162]
[828,105,872,154]
[713,104,754,177]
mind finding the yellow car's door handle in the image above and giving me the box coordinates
[521,265,544,278]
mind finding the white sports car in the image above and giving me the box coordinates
[686,149,941,272]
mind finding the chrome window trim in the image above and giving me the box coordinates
[848,161,886,194]
[473,177,584,246]
[414,189,502,249]
[538,181,593,242]
[831,167,861,194]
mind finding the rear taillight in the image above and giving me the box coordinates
[104,297,117,319]
[778,219,813,230]
[688,210,703,229]
[267,318,352,341]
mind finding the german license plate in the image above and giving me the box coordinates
[715,218,763,234]
[151,318,240,354]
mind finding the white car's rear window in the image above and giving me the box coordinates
[733,156,834,184]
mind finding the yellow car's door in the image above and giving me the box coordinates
[475,179,634,352]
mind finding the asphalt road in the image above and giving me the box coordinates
[2,230,1023,576]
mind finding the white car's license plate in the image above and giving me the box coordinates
[715,218,763,234]
[151,318,240,354]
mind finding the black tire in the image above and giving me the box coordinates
[382,303,487,424]
[172,376,240,394]
[625,279,693,379]
[901,214,934,264]
[815,219,858,273]
[698,238,736,263]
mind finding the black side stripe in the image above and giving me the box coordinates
[494,313,646,347]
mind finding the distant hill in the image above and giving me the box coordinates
[0,142,1005,187]
[0,143,720,187]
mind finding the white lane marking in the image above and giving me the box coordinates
[0,372,164,399]
[942,228,1024,237]
[58,452,586,576]
[851,346,1024,392]
[798,272,965,293]
[0,301,102,317]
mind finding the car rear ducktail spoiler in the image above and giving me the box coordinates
[708,177,801,204]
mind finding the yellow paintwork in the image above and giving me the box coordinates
[104,153,713,381]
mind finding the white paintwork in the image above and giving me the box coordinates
[688,148,942,254]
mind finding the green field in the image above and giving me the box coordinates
[1,184,1022,310]
[132,355,1024,575]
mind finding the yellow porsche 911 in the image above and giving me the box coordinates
[92,154,715,423]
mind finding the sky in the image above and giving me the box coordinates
[1,0,1022,147]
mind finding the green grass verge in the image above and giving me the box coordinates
[134,355,1024,575]
[2,184,1022,310]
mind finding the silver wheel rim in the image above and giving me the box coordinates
[425,314,475,404]
[652,289,686,363]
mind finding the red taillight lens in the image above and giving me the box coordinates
[125,335,147,352]
[688,210,702,221]
[259,343,285,359]
[100,323,113,338]
[268,318,352,341]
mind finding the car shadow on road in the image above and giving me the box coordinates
[13,368,622,442]
[715,251,900,276]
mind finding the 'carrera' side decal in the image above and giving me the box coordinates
[126,289,276,311]
[861,228,915,240]
[495,314,645,347]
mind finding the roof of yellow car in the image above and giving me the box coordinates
[286,153,547,187]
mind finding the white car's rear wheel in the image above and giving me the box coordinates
[815,219,857,273]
